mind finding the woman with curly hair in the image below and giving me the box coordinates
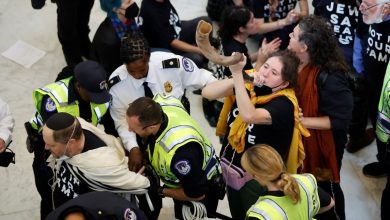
[288,15,353,220]
[242,144,335,220]
[203,50,309,219]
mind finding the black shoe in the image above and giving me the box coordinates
[362,162,387,177]
[346,128,375,153]
[31,0,46,9]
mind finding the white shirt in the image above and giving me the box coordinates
[109,51,216,151]
[0,98,14,146]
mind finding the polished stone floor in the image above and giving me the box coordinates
[0,0,385,219]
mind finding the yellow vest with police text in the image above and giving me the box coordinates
[149,94,220,188]
[30,77,110,130]
[246,174,320,220]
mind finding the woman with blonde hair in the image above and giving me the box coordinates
[241,144,335,220]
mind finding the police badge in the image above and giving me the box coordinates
[164,81,173,93]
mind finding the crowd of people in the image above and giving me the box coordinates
[0,0,388,219]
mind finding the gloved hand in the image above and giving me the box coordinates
[31,0,46,9]
[144,165,160,190]
[26,137,34,153]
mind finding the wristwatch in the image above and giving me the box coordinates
[157,186,165,198]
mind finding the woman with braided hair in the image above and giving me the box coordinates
[242,144,335,220]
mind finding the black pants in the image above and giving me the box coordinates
[382,166,390,219]
[137,188,162,220]
[32,147,53,220]
[381,143,390,219]
[174,16,212,69]
[348,74,369,139]
[173,183,219,220]
[317,181,345,220]
[56,0,94,66]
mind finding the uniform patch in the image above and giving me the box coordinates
[99,80,108,90]
[182,57,194,72]
[174,160,191,175]
[162,58,180,68]
[45,98,56,112]
[108,75,121,88]
[124,208,137,220]
[164,81,173,93]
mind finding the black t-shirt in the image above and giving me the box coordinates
[139,0,181,49]
[252,0,298,49]
[313,0,360,66]
[222,94,295,167]
[362,20,390,78]
[222,38,253,77]
[53,129,106,208]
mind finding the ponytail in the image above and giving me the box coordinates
[241,144,301,204]
[274,173,301,204]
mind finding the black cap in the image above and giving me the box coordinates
[45,191,148,220]
[74,61,111,104]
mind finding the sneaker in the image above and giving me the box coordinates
[362,162,387,177]
[346,128,375,153]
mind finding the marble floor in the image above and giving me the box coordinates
[0,0,386,219]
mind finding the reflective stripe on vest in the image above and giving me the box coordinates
[248,206,272,220]
[377,112,390,142]
[296,178,313,218]
[249,199,287,220]
[159,125,203,152]
[295,174,319,219]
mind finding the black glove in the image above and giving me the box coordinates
[31,0,46,9]
[144,165,160,190]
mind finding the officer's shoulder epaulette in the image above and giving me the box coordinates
[108,75,121,88]
[162,58,180,69]
[108,71,129,88]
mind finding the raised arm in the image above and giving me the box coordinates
[230,55,272,124]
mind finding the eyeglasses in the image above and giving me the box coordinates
[359,1,384,12]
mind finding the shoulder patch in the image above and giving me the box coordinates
[45,97,56,112]
[124,208,137,220]
[182,57,194,72]
[108,75,121,88]
[162,58,180,69]
[174,160,191,175]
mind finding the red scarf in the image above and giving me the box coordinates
[296,65,340,182]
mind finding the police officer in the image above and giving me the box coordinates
[126,95,222,220]
[25,60,111,220]
[242,145,336,220]
[108,31,217,172]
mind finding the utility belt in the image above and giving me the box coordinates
[181,89,190,114]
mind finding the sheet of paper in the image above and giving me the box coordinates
[1,40,46,68]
